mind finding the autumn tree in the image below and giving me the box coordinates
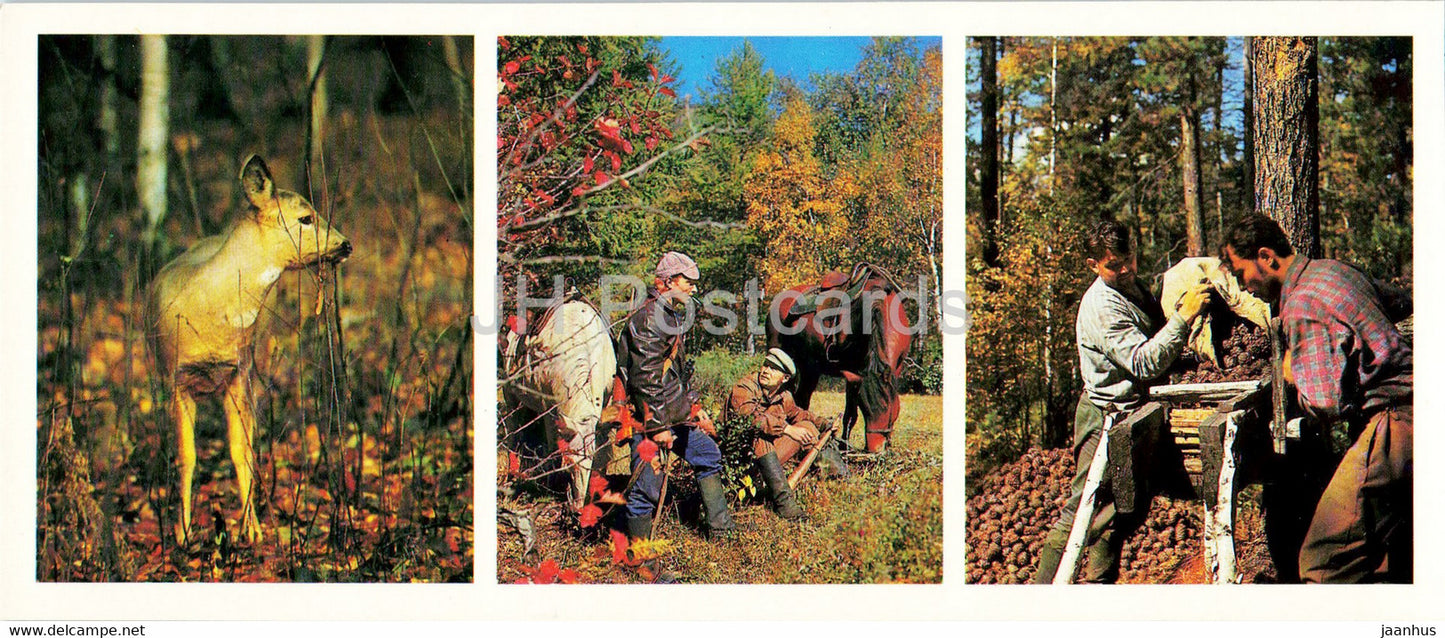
[847,45,943,316]
[1242,37,1257,215]
[497,37,705,301]
[745,93,856,292]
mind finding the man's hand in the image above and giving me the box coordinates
[784,425,817,446]
[1176,282,1214,323]
[651,429,675,449]
[695,409,716,437]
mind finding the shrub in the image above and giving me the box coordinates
[689,347,763,414]
[900,335,943,395]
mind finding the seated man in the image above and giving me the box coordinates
[727,348,847,520]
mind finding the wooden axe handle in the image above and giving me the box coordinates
[787,427,835,489]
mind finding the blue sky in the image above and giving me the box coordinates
[659,36,938,103]
[964,37,1249,159]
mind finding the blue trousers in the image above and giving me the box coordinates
[625,424,723,518]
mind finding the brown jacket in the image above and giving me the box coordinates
[727,374,819,437]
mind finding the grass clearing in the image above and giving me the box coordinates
[498,392,942,584]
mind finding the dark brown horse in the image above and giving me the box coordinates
[767,264,912,453]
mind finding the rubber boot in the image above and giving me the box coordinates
[1080,529,1122,584]
[755,452,805,520]
[696,474,738,537]
[625,516,676,584]
[815,439,851,479]
[1031,528,1069,584]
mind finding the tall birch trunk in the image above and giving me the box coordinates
[137,35,169,257]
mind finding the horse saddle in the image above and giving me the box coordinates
[785,269,867,321]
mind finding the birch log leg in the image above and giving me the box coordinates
[1054,414,1115,584]
[1207,411,1241,584]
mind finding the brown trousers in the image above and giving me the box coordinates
[1299,405,1413,583]
[752,420,820,464]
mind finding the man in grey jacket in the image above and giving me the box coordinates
[1032,220,1212,583]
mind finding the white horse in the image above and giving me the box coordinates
[501,299,616,510]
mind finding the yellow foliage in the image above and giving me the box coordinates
[745,95,855,292]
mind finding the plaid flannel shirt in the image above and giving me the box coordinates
[1280,257,1412,422]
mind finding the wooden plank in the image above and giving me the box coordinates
[1170,408,1217,423]
[1148,380,1265,402]
[1269,317,1288,453]
[1218,378,1272,413]
[1108,402,1166,516]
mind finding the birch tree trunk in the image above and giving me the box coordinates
[305,35,329,196]
[137,35,169,259]
[1048,39,1058,196]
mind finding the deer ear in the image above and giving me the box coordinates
[240,155,275,209]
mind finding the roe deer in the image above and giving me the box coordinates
[146,155,351,544]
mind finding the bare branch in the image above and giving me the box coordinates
[499,69,602,172]
[500,254,630,267]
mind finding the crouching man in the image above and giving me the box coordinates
[727,348,848,520]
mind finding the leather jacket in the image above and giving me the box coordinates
[616,288,699,433]
[727,374,818,437]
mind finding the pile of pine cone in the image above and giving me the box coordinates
[966,447,1204,584]
[1167,320,1272,384]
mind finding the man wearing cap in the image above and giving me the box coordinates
[615,251,734,567]
[727,348,848,520]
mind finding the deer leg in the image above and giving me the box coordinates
[224,374,262,543]
[171,390,198,545]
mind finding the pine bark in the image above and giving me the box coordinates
[1181,102,1205,257]
[1242,37,1256,215]
[1252,37,1321,258]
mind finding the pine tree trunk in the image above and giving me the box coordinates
[979,37,1000,267]
[1181,103,1205,256]
[1252,36,1321,258]
[137,35,169,268]
[1242,37,1256,215]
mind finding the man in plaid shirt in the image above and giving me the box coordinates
[1222,214,1412,583]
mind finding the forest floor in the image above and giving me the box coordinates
[964,444,1284,585]
[498,392,943,584]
